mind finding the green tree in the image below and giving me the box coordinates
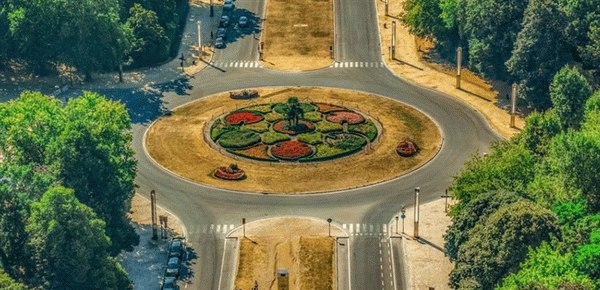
[0,183,29,278]
[575,229,600,280]
[50,92,138,254]
[516,110,562,157]
[549,66,593,130]
[506,0,571,109]
[127,3,170,67]
[497,242,594,290]
[449,141,535,215]
[0,269,27,290]
[445,190,521,261]
[449,200,560,289]
[456,0,528,79]
[26,186,132,290]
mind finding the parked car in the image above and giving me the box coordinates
[238,16,248,27]
[217,28,227,40]
[220,15,229,27]
[223,0,234,9]
[166,257,181,277]
[169,239,183,258]
[162,277,176,290]
[215,37,225,49]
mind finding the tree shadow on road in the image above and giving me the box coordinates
[179,246,199,284]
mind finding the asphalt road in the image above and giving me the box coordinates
[66,0,501,288]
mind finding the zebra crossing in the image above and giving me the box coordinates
[189,224,237,235]
[332,61,386,68]
[342,223,390,237]
[211,60,262,68]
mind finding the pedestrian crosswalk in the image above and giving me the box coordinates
[342,223,390,236]
[189,223,391,237]
[332,61,386,68]
[211,61,262,68]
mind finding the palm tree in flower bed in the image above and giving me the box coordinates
[270,141,313,160]
[396,141,419,157]
[214,164,246,180]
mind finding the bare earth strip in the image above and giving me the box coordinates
[230,217,341,290]
[260,0,334,70]
[145,87,441,194]
[376,0,525,138]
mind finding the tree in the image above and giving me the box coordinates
[50,92,138,255]
[497,242,594,290]
[26,186,132,290]
[575,229,600,280]
[506,0,572,109]
[0,269,27,290]
[449,200,560,289]
[549,66,592,130]
[445,190,521,261]
[449,141,535,215]
[516,110,562,157]
[127,3,170,67]
[456,0,528,79]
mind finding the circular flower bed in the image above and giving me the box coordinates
[270,141,313,160]
[225,111,264,125]
[214,164,246,180]
[326,111,365,125]
[396,141,419,157]
[208,97,381,162]
[273,120,315,135]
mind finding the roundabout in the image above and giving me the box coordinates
[145,87,442,193]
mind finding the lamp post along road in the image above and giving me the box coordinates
[197,21,202,54]
[391,21,396,59]
[414,188,420,238]
[385,0,389,16]
[401,206,406,234]
[456,47,462,89]
[441,189,450,213]
[150,190,157,240]
[327,218,332,237]
[510,83,518,128]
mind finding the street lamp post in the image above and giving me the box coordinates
[391,21,396,59]
[395,215,399,234]
[456,47,462,89]
[327,218,332,237]
[441,189,450,213]
[242,218,246,238]
[414,188,420,238]
[510,83,518,128]
[150,190,157,240]
[197,21,202,53]
[401,206,406,234]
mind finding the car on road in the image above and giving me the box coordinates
[166,257,181,277]
[217,28,227,40]
[220,15,229,27]
[215,37,225,49]
[169,239,183,258]
[238,16,248,27]
[162,277,176,290]
[223,0,234,9]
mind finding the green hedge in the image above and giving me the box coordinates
[262,132,290,144]
[246,104,273,113]
[210,118,236,140]
[217,130,260,148]
[273,102,316,114]
[348,119,378,141]
[316,120,342,132]
[304,111,323,122]
[297,132,323,144]
[330,134,367,150]
[300,144,363,162]
[245,120,270,133]
[265,112,285,122]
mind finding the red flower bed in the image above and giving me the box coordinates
[270,141,313,160]
[225,111,263,125]
[214,164,246,180]
[396,141,419,157]
[317,103,345,113]
[326,111,364,125]
[273,120,315,135]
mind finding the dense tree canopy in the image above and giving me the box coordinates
[549,66,593,130]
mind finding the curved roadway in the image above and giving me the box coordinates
[132,0,501,288]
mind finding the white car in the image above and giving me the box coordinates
[239,16,248,27]
[223,0,234,9]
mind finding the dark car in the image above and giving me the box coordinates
[166,257,181,277]
[220,15,229,27]
[238,16,248,27]
[217,28,227,40]
[162,277,176,290]
[223,0,234,9]
[169,239,183,258]
[215,37,225,49]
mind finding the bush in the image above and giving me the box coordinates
[246,104,273,113]
[328,133,366,150]
[297,132,323,145]
[245,120,270,133]
[273,102,316,114]
[316,120,342,132]
[349,119,378,141]
[210,118,236,140]
[311,144,347,158]
[304,111,323,122]
[262,132,290,145]
[217,130,260,148]
[265,112,285,122]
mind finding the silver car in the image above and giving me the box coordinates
[166,257,181,277]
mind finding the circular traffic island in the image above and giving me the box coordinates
[145,87,442,194]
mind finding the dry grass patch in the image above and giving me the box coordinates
[377,0,524,138]
[261,0,333,70]
[299,237,334,290]
[145,87,441,194]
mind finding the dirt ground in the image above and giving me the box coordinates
[229,217,344,290]
[393,198,455,290]
[145,87,442,194]
[260,0,334,70]
[376,0,525,138]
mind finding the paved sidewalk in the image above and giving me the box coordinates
[0,0,220,102]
